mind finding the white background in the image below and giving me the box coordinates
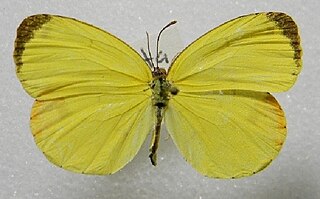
[1,1,319,198]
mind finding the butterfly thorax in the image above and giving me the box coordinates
[150,68,179,108]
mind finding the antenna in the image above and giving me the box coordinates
[156,20,177,69]
[146,32,155,69]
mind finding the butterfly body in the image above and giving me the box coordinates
[149,67,179,165]
[14,12,302,178]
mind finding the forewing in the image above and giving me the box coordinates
[167,12,302,93]
[14,14,152,100]
[165,91,286,178]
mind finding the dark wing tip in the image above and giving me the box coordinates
[266,12,302,67]
[14,14,52,70]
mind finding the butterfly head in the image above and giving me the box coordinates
[152,67,167,78]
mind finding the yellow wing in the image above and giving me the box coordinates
[14,14,152,100]
[165,12,302,178]
[14,15,154,174]
[165,91,286,178]
[31,95,154,174]
[167,12,302,93]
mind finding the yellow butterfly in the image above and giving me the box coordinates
[14,12,302,178]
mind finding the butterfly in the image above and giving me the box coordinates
[14,12,302,178]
